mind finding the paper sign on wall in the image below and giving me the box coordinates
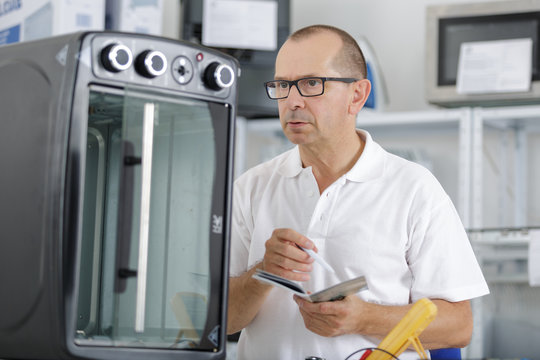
[202,0,277,51]
[456,38,532,94]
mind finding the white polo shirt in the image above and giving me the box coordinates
[230,130,489,360]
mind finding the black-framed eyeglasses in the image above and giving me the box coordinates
[264,77,359,100]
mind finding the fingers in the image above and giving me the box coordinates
[262,228,316,281]
[293,295,358,337]
[296,301,340,337]
[294,296,340,316]
[274,228,318,251]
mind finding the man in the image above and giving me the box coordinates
[228,24,489,360]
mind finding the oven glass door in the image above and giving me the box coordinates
[76,86,229,351]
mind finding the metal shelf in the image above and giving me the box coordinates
[358,108,466,127]
[484,274,530,284]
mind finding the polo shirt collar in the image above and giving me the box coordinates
[276,129,385,182]
[277,146,304,178]
[345,129,385,182]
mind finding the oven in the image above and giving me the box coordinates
[0,31,238,360]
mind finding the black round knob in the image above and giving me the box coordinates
[100,44,133,72]
[203,62,235,90]
[135,50,167,78]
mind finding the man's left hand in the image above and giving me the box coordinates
[293,295,365,337]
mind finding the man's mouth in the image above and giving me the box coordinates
[287,121,307,127]
[283,111,312,124]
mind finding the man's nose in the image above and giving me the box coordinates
[285,84,305,108]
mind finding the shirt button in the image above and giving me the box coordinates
[307,191,315,197]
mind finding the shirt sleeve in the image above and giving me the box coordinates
[407,195,489,303]
[229,177,253,277]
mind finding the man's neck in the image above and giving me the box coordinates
[299,130,364,194]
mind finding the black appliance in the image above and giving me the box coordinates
[0,31,238,360]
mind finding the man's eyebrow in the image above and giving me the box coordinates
[273,74,319,81]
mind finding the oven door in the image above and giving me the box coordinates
[75,85,231,353]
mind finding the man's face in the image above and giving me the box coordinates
[274,32,355,147]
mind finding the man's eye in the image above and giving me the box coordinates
[278,82,289,89]
[307,79,320,87]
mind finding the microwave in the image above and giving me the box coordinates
[426,0,540,107]
[0,31,238,359]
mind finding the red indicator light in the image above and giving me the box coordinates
[196,52,204,62]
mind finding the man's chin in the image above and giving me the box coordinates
[284,131,312,145]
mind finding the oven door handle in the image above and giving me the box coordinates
[134,102,155,333]
[115,140,138,294]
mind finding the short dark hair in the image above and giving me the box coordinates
[288,24,367,79]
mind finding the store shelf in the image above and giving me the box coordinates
[358,108,467,126]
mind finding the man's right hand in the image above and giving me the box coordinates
[261,228,316,282]
[227,228,316,334]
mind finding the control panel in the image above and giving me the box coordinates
[91,34,237,99]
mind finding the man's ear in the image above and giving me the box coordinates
[349,79,371,115]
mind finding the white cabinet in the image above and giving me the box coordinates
[467,106,540,359]
[470,106,540,229]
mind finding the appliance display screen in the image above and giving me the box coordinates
[76,88,226,350]
[438,11,540,86]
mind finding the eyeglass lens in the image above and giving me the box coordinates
[267,78,324,99]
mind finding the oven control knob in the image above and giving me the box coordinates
[135,50,168,78]
[171,56,194,85]
[100,44,133,72]
[204,62,235,90]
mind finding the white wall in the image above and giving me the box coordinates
[290,0,511,112]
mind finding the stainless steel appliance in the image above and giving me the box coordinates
[0,31,238,360]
